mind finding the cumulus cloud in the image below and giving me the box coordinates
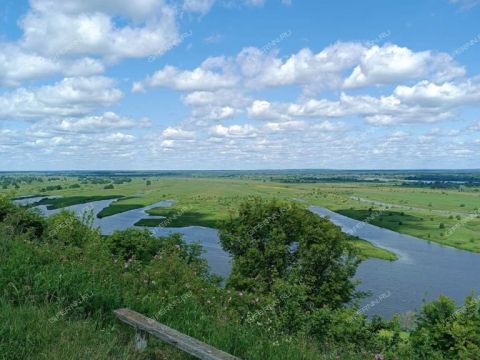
[0,77,122,120]
[344,45,465,88]
[210,124,258,138]
[162,127,196,140]
[103,132,136,144]
[247,77,480,125]
[133,60,239,92]
[0,0,181,86]
[2,1,479,170]
[137,42,464,95]
[0,45,60,86]
[20,7,179,62]
[51,112,150,133]
[0,45,106,87]
[393,79,480,107]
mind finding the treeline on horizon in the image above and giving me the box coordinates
[1,195,479,359]
[3,170,480,191]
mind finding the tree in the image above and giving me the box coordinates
[146,180,152,186]
[411,294,480,359]
[220,197,360,310]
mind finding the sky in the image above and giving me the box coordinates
[0,0,480,170]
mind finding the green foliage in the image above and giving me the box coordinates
[45,210,96,247]
[411,294,480,359]
[106,228,162,263]
[220,197,360,310]
[0,300,142,360]
[1,197,480,359]
[0,196,45,239]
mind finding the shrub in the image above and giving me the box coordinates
[0,196,45,239]
[411,294,480,359]
[44,210,96,247]
[106,228,161,263]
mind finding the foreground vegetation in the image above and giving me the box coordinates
[1,195,479,359]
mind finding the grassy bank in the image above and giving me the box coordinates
[350,238,398,261]
[34,195,123,210]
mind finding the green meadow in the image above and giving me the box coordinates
[5,175,480,254]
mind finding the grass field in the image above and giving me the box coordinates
[35,195,123,210]
[4,175,480,254]
[350,238,398,261]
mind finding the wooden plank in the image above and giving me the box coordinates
[114,308,240,360]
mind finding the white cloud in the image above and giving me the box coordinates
[204,33,223,44]
[134,60,238,92]
[394,79,480,107]
[247,100,291,121]
[248,77,480,125]
[247,43,366,88]
[264,120,306,132]
[0,45,60,86]
[182,90,248,107]
[137,42,465,99]
[468,121,480,131]
[0,76,122,120]
[162,127,196,140]
[29,0,171,19]
[63,58,105,77]
[103,132,136,144]
[21,9,179,62]
[0,0,182,86]
[0,45,106,87]
[344,45,465,88]
[52,112,150,133]
[183,0,216,14]
[210,124,258,138]
[312,120,348,132]
[191,106,237,121]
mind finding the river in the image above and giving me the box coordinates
[15,197,480,318]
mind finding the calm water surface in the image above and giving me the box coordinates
[310,206,480,318]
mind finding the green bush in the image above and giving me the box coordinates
[411,294,480,359]
[0,196,45,239]
[45,210,96,247]
[106,228,162,263]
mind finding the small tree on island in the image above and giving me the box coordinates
[220,197,360,311]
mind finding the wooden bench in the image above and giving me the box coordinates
[114,308,241,360]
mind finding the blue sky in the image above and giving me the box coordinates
[0,0,479,170]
